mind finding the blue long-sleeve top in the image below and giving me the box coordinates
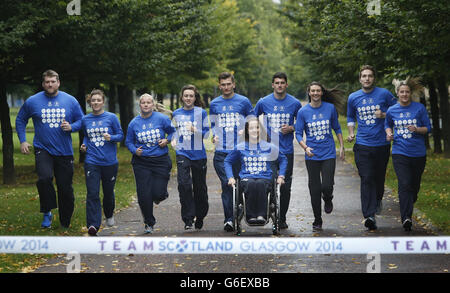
[385,101,431,157]
[224,140,287,180]
[125,112,175,157]
[81,112,123,166]
[347,87,396,146]
[15,91,84,156]
[295,102,342,161]
[254,93,302,155]
[209,93,255,153]
[172,106,209,160]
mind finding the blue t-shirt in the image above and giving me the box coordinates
[15,91,84,156]
[385,102,431,157]
[295,102,342,161]
[125,112,175,157]
[224,140,287,180]
[81,112,123,166]
[209,93,254,153]
[172,106,209,160]
[254,93,302,155]
[347,87,396,146]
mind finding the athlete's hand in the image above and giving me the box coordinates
[277,176,285,185]
[280,124,293,135]
[228,177,236,187]
[60,119,72,131]
[386,132,394,141]
[305,146,314,157]
[347,134,355,143]
[158,138,169,148]
[20,142,32,155]
[103,133,111,141]
[136,146,143,156]
[80,144,87,152]
[339,146,345,161]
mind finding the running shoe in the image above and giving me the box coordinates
[194,218,204,230]
[364,217,377,231]
[41,212,52,228]
[106,216,115,227]
[324,199,333,214]
[144,224,153,234]
[88,226,97,236]
[403,218,412,232]
[224,221,234,232]
[312,221,322,232]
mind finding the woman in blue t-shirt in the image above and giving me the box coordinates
[125,94,175,234]
[295,82,345,232]
[385,80,431,232]
[171,85,210,230]
[80,89,124,236]
[225,118,287,224]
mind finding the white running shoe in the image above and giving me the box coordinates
[106,216,115,227]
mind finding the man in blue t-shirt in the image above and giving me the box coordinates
[16,70,84,229]
[347,65,397,231]
[254,72,302,229]
[210,72,254,232]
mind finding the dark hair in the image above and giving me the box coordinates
[180,84,205,108]
[86,89,106,106]
[359,65,376,79]
[42,69,59,82]
[218,72,235,83]
[272,72,287,83]
[306,81,345,110]
[244,117,269,143]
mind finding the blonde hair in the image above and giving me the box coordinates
[139,93,172,116]
[139,93,154,103]
[392,77,424,102]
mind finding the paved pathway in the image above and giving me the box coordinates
[33,144,449,274]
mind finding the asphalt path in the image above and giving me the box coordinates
[32,143,449,275]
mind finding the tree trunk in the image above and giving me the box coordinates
[420,95,430,149]
[117,85,134,147]
[436,76,450,158]
[0,78,16,184]
[108,83,117,113]
[427,80,442,153]
[170,92,174,111]
[203,93,209,108]
[76,76,87,163]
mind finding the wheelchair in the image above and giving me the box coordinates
[232,178,281,236]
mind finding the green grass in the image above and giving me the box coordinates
[0,110,177,272]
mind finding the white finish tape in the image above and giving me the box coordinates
[0,236,448,254]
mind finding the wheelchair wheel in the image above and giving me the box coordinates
[272,182,281,235]
[233,181,242,236]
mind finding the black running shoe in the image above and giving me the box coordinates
[324,199,333,214]
[312,221,322,232]
[195,218,204,230]
[364,217,377,231]
[224,221,234,232]
[403,218,412,232]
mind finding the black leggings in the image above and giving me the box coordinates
[305,158,336,224]
[392,154,426,222]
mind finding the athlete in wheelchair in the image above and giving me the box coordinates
[224,118,287,235]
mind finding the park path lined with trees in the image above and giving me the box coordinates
[1,0,449,186]
[0,0,449,274]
